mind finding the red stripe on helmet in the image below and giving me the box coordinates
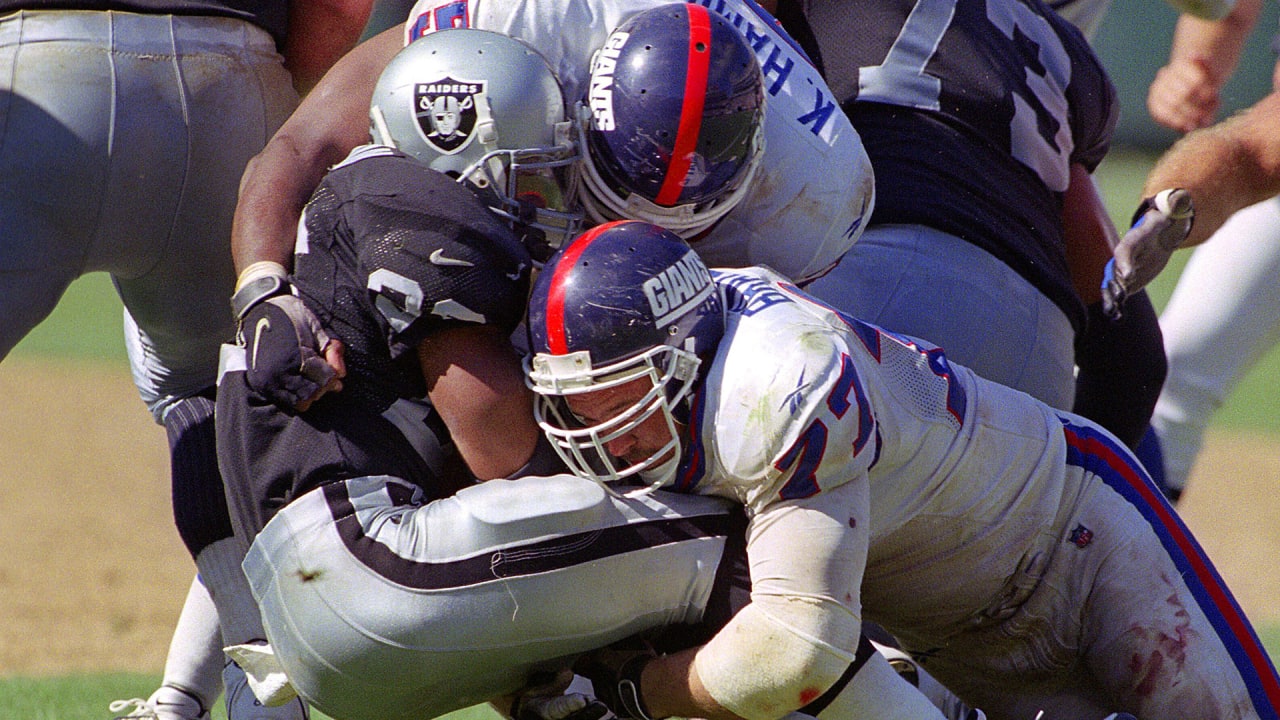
[655,4,712,207]
[544,221,628,354]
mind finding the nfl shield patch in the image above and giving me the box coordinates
[414,78,485,154]
[1067,523,1094,548]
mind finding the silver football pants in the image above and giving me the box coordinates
[0,9,298,421]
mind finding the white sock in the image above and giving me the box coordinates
[161,575,225,709]
[195,536,267,648]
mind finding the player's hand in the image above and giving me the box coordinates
[507,670,616,720]
[1102,188,1194,320]
[240,295,346,411]
[572,642,658,720]
[1147,55,1220,133]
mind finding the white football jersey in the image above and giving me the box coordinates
[675,268,1276,720]
[404,0,875,283]
[688,267,1083,627]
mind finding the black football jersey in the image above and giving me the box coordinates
[218,145,533,538]
[294,144,532,416]
[786,0,1117,331]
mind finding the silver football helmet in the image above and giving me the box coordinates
[370,28,583,253]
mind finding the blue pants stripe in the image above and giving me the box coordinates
[1062,418,1280,720]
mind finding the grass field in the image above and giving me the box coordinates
[3,148,1279,719]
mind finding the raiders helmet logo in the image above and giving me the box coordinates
[413,78,485,154]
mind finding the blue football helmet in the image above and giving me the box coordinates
[370,28,583,255]
[526,220,725,491]
[578,4,765,238]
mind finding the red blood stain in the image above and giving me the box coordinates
[799,687,822,705]
[1125,600,1192,698]
[1129,649,1165,697]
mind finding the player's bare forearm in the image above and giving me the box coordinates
[1147,0,1261,131]
[643,648,745,720]
[284,0,377,96]
[1062,163,1120,305]
[1144,91,1280,247]
[1169,0,1261,79]
[419,325,541,481]
[232,143,323,273]
[232,27,403,274]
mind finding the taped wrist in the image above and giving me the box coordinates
[232,261,290,320]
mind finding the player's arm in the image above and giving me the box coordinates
[418,325,541,480]
[1142,90,1280,248]
[1062,162,1167,447]
[1062,162,1118,306]
[283,0,379,96]
[1147,0,1263,132]
[583,485,866,720]
[232,26,402,274]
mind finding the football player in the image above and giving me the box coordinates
[231,0,874,385]
[767,0,1163,450]
[217,146,750,720]
[402,0,873,285]
[0,3,371,720]
[525,220,1280,720]
[215,31,756,720]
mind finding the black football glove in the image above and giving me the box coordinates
[572,642,658,720]
[239,295,342,411]
[508,670,616,720]
[1102,188,1194,320]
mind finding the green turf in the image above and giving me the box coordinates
[8,272,128,364]
[0,674,503,720]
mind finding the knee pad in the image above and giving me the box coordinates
[166,389,234,556]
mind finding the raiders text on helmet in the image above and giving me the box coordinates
[370,28,584,253]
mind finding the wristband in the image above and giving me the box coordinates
[615,655,655,720]
[231,261,290,320]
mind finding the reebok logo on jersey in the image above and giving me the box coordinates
[642,249,714,326]
[414,78,484,154]
[588,30,629,131]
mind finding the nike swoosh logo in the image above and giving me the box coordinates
[430,248,475,267]
[251,316,271,370]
